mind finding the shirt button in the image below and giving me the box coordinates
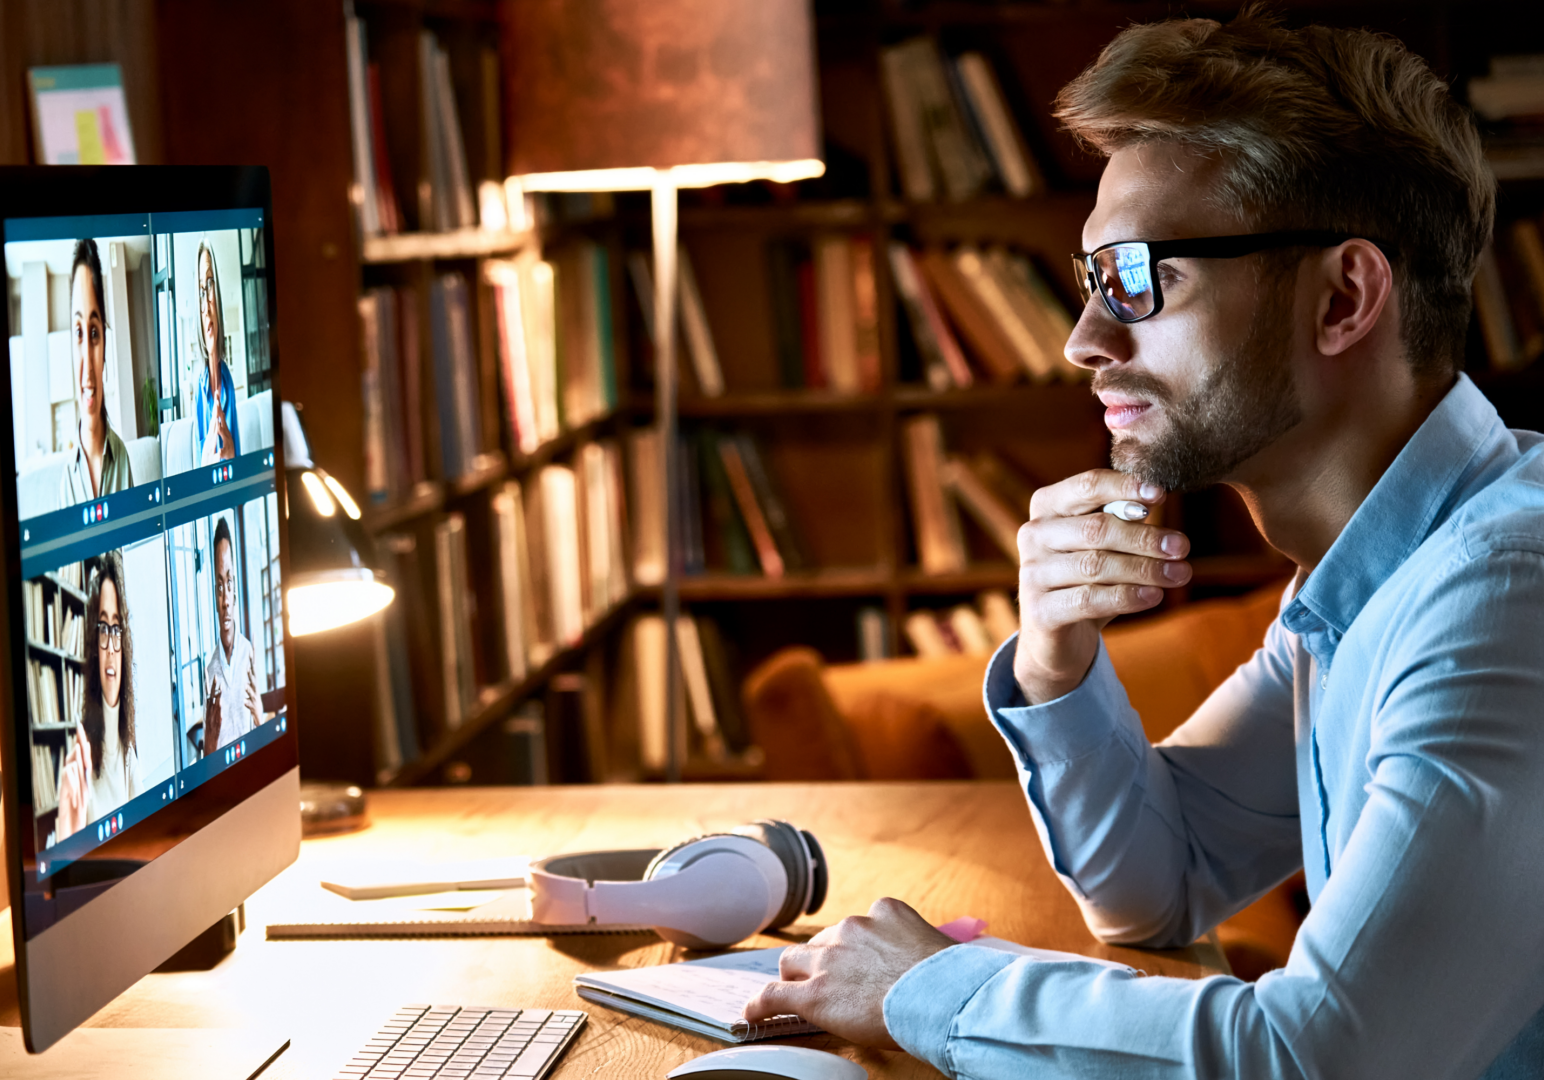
[1319,669,1330,689]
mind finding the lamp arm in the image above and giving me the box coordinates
[652,172,683,784]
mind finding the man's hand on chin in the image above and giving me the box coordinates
[742,898,955,1050]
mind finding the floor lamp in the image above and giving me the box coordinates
[505,0,824,782]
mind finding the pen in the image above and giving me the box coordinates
[1102,500,1150,521]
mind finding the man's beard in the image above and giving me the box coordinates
[1097,296,1302,493]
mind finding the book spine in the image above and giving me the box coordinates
[944,455,1024,561]
[767,240,807,389]
[678,244,726,396]
[433,517,463,730]
[796,259,826,389]
[541,465,585,647]
[593,245,619,410]
[904,36,991,202]
[1007,252,1082,380]
[418,31,450,231]
[697,432,756,575]
[359,293,389,503]
[880,45,937,202]
[446,274,482,469]
[628,427,666,587]
[695,616,751,754]
[902,414,967,574]
[429,276,462,479]
[344,15,380,235]
[603,441,630,606]
[675,615,724,757]
[521,258,562,444]
[814,236,861,393]
[493,268,540,455]
[956,53,1043,198]
[733,434,806,572]
[433,45,477,229]
[398,286,426,485]
[634,614,668,772]
[717,438,786,578]
[367,63,402,234]
[917,249,1021,384]
[888,242,954,389]
[493,481,529,682]
[851,237,883,393]
[960,247,1054,382]
[520,474,557,663]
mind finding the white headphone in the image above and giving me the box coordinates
[528,819,828,949]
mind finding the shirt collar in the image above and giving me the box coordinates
[1283,374,1510,638]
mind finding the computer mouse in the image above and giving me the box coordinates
[665,1044,867,1080]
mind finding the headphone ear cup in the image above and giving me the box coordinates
[734,819,811,930]
[800,829,828,915]
[643,831,732,881]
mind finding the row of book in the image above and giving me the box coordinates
[893,242,1082,388]
[493,243,619,455]
[764,236,883,394]
[625,611,754,775]
[23,578,85,657]
[1473,217,1544,372]
[345,16,497,235]
[634,427,807,580]
[1468,54,1544,181]
[881,37,1049,202]
[903,590,1019,659]
[25,658,82,731]
[31,743,63,814]
[903,413,1036,575]
[369,441,631,778]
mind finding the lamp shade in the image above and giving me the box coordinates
[282,402,394,636]
[505,0,822,184]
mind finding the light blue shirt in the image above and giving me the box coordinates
[884,375,1544,1079]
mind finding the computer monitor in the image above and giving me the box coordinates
[0,167,300,1054]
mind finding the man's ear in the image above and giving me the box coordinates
[1315,239,1393,357]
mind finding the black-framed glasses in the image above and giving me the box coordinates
[1072,230,1397,324]
[97,622,123,651]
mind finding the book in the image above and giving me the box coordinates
[675,615,725,759]
[398,287,427,486]
[433,514,477,730]
[796,258,826,389]
[628,427,666,587]
[1474,243,1522,370]
[889,243,971,389]
[1512,219,1544,321]
[901,414,967,575]
[1006,252,1083,380]
[889,37,994,202]
[695,616,752,755]
[520,478,558,663]
[27,64,136,166]
[359,292,389,503]
[954,53,1044,198]
[429,273,483,479]
[851,238,883,393]
[904,610,957,657]
[631,613,687,773]
[432,45,478,230]
[320,858,530,901]
[731,434,807,573]
[944,453,1024,561]
[985,247,1065,382]
[678,245,726,397]
[879,44,936,202]
[917,249,1022,384]
[766,240,808,389]
[418,31,451,231]
[698,432,757,575]
[490,260,540,456]
[965,449,1037,519]
[367,64,404,235]
[491,481,532,682]
[539,464,585,647]
[957,246,1055,382]
[379,531,444,747]
[717,437,785,578]
[343,20,380,234]
[574,947,819,1043]
[979,589,1018,644]
[857,605,890,662]
[948,604,995,655]
[813,236,862,393]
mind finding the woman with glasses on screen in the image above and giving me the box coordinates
[55,552,139,841]
[59,238,134,507]
[195,239,240,464]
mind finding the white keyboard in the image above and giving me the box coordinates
[333,1005,587,1080]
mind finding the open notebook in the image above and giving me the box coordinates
[573,937,1137,1043]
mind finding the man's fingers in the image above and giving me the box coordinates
[1029,470,1164,522]
[1028,514,1189,562]
[743,977,814,1023]
[778,943,816,981]
[1033,583,1164,625]
[1029,550,1191,592]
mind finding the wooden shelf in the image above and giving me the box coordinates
[675,567,891,602]
[384,597,638,787]
[669,390,886,418]
[31,722,77,734]
[26,639,82,663]
[360,228,533,264]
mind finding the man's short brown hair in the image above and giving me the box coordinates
[1055,7,1493,380]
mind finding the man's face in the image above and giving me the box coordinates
[214,535,236,657]
[72,264,105,435]
[1067,143,1304,493]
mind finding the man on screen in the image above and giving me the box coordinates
[744,10,1544,1079]
[202,516,260,752]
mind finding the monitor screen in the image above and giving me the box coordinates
[1,167,300,1053]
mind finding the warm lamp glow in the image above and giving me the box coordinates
[320,471,362,520]
[299,470,336,517]
[288,572,395,636]
[514,158,825,194]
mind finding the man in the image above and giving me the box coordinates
[203,515,261,752]
[61,237,134,505]
[745,11,1544,1078]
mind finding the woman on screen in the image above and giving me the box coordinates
[59,239,134,506]
[195,240,240,463]
[55,552,139,840]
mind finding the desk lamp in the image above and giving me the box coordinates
[282,401,394,832]
[505,0,823,781]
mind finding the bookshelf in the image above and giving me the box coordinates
[1,1,1539,787]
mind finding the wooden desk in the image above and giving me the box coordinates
[2,782,1227,1078]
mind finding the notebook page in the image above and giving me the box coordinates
[574,947,797,1032]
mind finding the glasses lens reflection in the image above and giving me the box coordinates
[1094,244,1156,321]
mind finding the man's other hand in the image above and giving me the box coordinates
[742,898,955,1050]
[1015,469,1190,704]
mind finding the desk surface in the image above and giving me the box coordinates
[2,782,1226,1078]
